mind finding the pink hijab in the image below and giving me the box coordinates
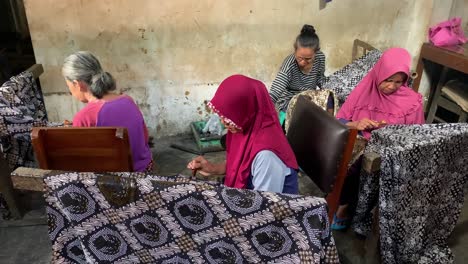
[209,75,298,189]
[336,48,425,139]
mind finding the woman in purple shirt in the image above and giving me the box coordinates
[62,51,153,172]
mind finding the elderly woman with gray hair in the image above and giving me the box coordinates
[62,51,153,172]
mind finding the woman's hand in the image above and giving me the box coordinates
[347,118,381,131]
[187,156,226,176]
[64,120,72,127]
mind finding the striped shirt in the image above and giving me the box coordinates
[269,51,326,111]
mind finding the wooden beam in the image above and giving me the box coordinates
[352,39,377,61]
[0,156,22,219]
[326,129,358,222]
[11,167,50,191]
[25,64,44,79]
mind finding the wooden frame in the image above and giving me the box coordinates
[325,129,358,221]
[0,152,22,218]
[352,39,377,61]
[31,127,134,172]
[26,64,44,79]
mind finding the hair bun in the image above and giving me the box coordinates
[301,24,316,35]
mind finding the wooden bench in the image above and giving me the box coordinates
[9,153,382,191]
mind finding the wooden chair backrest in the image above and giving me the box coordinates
[287,96,357,221]
[31,127,133,172]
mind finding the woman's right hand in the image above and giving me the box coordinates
[187,156,224,176]
[348,118,380,131]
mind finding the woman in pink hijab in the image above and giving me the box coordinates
[187,75,299,194]
[332,48,425,230]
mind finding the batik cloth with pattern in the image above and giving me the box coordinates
[45,172,339,263]
[352,124,468,264]
[285,90,338,133]
[322,50,382,106]
[0,71,61,219]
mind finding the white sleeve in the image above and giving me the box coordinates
[251,150,290,193]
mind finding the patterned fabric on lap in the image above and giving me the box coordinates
[353,123,468,264]
[45,172,339,263]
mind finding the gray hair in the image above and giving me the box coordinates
[62,51,116,99]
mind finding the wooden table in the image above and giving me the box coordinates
[413,43,468,118]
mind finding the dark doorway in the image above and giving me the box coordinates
[0,0,36,85]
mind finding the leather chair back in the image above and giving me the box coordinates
[287,95,353,193]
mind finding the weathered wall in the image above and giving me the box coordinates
[416,0,468,109]
[450,0,468,34]
[24,0,434,137]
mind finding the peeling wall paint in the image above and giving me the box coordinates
[24,0,435,137]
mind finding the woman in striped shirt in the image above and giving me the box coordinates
[269,25,332,125]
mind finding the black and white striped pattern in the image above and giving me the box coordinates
[269,51,326,111]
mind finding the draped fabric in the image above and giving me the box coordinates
[0,71,54,168]
[284,89,338,133]
[45,172,339,263]
[0,71,60,219]
[322,49,382,106]
[352,124,468,263]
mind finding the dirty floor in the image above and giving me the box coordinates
[1,135,467,263]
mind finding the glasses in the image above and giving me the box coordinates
[295,55,314,63]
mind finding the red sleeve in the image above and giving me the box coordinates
[72,103,103,127]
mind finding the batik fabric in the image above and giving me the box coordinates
[353,124,468,264]
[45,172,339,263]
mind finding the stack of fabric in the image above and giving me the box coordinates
[45,172,339,263]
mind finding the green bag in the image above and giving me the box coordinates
[279,111,286,126]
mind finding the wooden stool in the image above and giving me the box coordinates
[427,80,468,123]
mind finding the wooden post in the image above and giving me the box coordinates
[326,129,358,222]
[0,156,22,219]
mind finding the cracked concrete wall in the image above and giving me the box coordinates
[24,0,434,137]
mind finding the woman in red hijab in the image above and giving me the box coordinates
[187,75,299,194]
[332,48,425,230]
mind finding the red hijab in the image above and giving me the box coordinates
[336,48,425,139]
[209,75,298,189]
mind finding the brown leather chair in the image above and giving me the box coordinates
[287,95,357,221]
[31,127,133,172]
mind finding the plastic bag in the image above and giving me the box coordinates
[202,114,223,135]
[429,17,468,47]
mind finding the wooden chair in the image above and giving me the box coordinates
[31,127,133,172]
[286,95,357,221]
[427,79,468,123]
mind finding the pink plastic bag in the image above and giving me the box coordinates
[429,17,468,47]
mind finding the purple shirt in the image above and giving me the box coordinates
[74,95,152,172]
